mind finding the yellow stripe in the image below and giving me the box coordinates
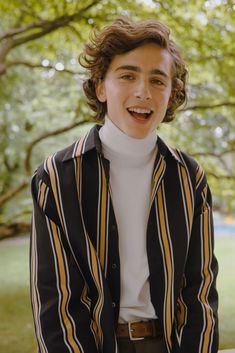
[180,166,193,225]
[75,133,88,157]
[88,237,103,344]
[50,220,81,352]
[200,209,213,352]
[176,295,187,333]
[150,157,165,205]
[81,283,91,308]
[39,182,47,209]
[157,184,173,350]
[196,165,204,187]
[47,156,64,229]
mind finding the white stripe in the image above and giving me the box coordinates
[196,167,205,190]
[44,158,49,174]
[81,132,90,154]
[72,139,80,158]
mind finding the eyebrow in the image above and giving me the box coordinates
[115,65,170,79]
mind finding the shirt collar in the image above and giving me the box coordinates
[62,124,184,166]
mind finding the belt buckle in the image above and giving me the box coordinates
[128,321,144,341]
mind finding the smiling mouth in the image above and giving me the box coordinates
[127,107,153,120]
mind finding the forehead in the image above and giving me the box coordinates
[107,43,173,76]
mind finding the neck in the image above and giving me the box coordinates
[99,116,157,157]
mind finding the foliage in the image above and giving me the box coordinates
[0,0,235,233]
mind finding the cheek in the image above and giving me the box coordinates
[106,86,127,103]
[162,88,172,104]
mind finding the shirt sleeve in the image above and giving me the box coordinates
[174,168,219,353]
[30,166,95,353]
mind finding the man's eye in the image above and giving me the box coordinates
[120,74,134,80]
[151,79,164,86]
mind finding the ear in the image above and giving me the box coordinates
[96,80,107,103]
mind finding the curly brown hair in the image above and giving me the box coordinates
[79,17,188,123]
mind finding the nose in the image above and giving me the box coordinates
[134,79,152,100]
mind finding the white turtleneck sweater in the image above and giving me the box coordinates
[99,117,158,323]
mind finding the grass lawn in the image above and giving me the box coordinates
[215,236,235,349]
[0,237,37,353]
[0,235,234,352]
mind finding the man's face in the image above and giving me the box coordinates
[96,43,173,139]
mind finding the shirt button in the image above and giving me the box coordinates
[112,263,117,269]
[112,302,116,308]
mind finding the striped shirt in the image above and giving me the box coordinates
[30,124,218,353]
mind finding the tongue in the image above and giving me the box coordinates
[130,111,148,120]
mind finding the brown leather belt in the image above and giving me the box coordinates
[116,319,162,341]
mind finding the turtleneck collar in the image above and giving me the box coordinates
[99,116,157,158]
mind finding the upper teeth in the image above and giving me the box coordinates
[128,108,151,114]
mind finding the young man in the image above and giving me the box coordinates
[30,18,219,353]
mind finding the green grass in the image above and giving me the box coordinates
[0,236,234,352]
[215,236,235,349]
[0,238,37,353]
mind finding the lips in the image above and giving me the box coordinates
[127,107,153,120]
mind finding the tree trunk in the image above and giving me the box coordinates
[0,222,30,241]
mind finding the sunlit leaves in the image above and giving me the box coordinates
[0,0,235,220]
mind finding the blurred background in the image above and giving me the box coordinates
[0,0,234,352]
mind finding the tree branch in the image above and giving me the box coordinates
[0,222,30,241]
[0,118,91,207]
[191,148,235,158]
[0,1,100,75]
[0,22,50,41]
[184,101,235,111]
[6,60,82,75]
[0,181,28,205]
[6,1,100,48]
[24,119,90,176]
[67,24,83,39]
[206,172,235,180]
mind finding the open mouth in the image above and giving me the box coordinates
[127,107,153,120]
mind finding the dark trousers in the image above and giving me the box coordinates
[117,337,167,353]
